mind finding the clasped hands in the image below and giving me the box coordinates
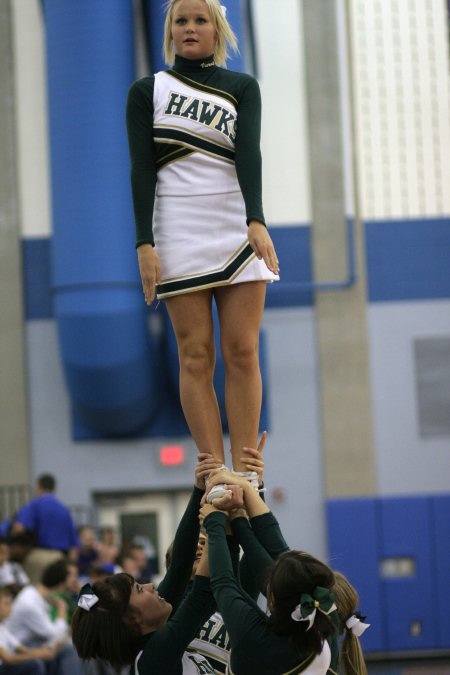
[200,470,250,523]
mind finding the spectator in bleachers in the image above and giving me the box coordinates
[116,553,140,580]
[4,559,85,674]
[77,527,100,577]
[130,537,159,580]
[127,544,153,584]
[97,528,119,567]
[0,538,29,597]
[86,563,115,586]
[10,475,79,584]
[0,586,55,674]
[7,534,33,584]
[0,521,12,541]
[49,562,80,626]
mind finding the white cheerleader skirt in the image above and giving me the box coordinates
[153,191,279,299]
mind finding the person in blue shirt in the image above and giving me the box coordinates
[10,475,79,584]
[0,520,12,540]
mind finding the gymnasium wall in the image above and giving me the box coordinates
[6,0,450,621]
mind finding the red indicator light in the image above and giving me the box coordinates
[160,445,185,466]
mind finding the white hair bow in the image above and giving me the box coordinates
[220,5,227,17]
[77,583,100,612]
[345,614,371,637]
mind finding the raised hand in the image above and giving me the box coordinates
[195,453,224,490]
[241,430,267,486]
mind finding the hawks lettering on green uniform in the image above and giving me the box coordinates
[197,617,230,650]
[164,92,237,142]
[198,102,222,126]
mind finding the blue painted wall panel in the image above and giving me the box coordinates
[22,239,52,320]
[265,226,313,308]
[144,0,166,74]
[43,0,161,436]
[431,495,450,648]
[379,497,437,650]
[327,498,385,652]
[23,218,450,319]
[365,218,450,302]
[21,213,450,436]
[22,227,314,321]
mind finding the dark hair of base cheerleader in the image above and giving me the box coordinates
[267,550,336,657]
[71,573,146,669]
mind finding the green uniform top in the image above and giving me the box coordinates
[232,514,340,675]
[204,511,337,675]
[126,54,265,247]
[134,487,216,675]
[231,512,290,597]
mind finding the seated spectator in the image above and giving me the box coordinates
[77,527,100,577]
[128,543,153,583]
[115,553,140,580]
[0,586,54,674]
[65,562,82,599]
[130,536,159,578]
[4,560,85,674]
[7,533,34,572]
[0,538,29,597]
[49,562,80,626]
[97,528,119,566]
[86,563,116,586]
[0,520,12,540]
[10,475,79,584]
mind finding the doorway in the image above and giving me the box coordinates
[95,489,192,584]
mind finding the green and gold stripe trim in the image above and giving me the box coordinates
[154,126,235,164]
[157,242,255,299]
[155,143,194,170]
[166,70,238,107]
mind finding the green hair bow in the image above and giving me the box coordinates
[291,586,337,630]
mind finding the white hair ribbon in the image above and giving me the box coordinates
[220,5,227,17]
[291,603,316,629]
[77,583,100,612]
[345,614,371,637]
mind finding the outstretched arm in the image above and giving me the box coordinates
[138,546,216,674]
[205,474,289,596]
[202,506,267,651]
[157,455,216,609]
[207,469,288,555]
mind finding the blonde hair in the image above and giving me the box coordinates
[332,572,368,675]
[163,0,238,67]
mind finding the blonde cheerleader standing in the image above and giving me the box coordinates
[126,0,279,499]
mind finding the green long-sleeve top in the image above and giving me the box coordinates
[126,54,265,247]
[231,512,290,597]
[204,511,332,675]
[134,487,216,675]
[231,513,340,675]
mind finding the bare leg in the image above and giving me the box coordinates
[214,281,266,471]
[165,290,225,463]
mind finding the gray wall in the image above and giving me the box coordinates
[368,300,450,495]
